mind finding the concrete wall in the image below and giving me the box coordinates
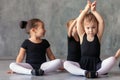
[0,0,120,59]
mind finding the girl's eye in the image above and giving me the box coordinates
[87,27,89,29]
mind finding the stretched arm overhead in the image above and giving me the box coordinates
[91,1,105,41]
[67,10,83,37]
[67,19,77,37]
[77,0,91,44]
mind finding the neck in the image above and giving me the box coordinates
[29,36,42,43]
[87,35,95,42]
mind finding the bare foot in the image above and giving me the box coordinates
[7,70,15,74]
[58,67,65,71]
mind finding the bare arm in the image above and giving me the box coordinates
[16,48,26,63]
[91,1,105,41]
[46,47,56,60]
[7,48,25,74]
[67,19,77,37]
[77,0,91,43]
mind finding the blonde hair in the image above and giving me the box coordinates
[66,19,75,27]
[83,12,98,27]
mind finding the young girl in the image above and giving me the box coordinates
[66,19,81,62]
[8,18,63,76]
[64,0,120,78]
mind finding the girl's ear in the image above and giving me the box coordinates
[30,28,36,33]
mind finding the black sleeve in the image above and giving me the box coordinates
[21,40,28,49]
[44,39,50,48]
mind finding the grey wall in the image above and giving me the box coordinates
[0,0,120,59]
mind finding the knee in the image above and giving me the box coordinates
[64,61,71,65]
[109,56,116,61]
[9,62,16,69]
[63,61,70,68]
[54,59,62,64]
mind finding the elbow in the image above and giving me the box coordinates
[99,19,104,27]
[16,56,23,63]
[101,19,104,24]
[99,18,104,25]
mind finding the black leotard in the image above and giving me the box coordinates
[21,39,50,69]
[79,34,101,71]
[67,36,81,62]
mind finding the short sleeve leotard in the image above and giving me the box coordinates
[21,39,50,69]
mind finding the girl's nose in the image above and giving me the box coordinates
[89,29,92,32]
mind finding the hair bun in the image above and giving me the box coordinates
[19,21,27,29]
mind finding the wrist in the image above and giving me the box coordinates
[83,9,89,13]
[91,10,97,13]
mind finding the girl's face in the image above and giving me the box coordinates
[34,22,46,38]
[84,21,98,36]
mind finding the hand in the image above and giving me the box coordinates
[7,70,15,74]
[84,0,91,12]
[80,10,83,13]
[91,0,97,12]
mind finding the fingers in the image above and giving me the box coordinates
[91,1,96,6]
[87,0,92,7]
[87,0,97,6]
[7,70,14,74]
[80,10,83,13]
[87,0,91,4]
[91,0,97,11]
[84,0,91,11]
[84,0,97,12]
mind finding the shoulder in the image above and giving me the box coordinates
[42,39,50,47]
[22,39,30,45]
[22,39,29,44]
[42,39,49,43]
[23,39,29,43]
[21,39,29,49]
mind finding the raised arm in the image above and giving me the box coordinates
[67,19,77,37]
[77,0,91,43]
[91,1,105,41]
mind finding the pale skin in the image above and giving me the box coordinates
[67,10,82,42]
[77,0,120,59]
[67,19,79,42]
[8,22,56,74]
[17,22,56,62]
